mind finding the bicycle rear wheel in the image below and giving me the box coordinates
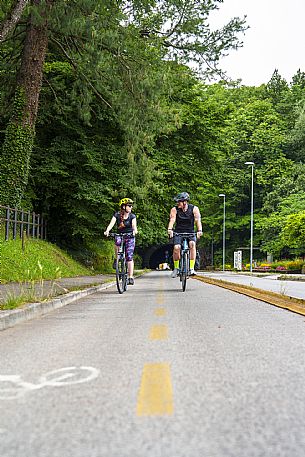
[116,256,126,294]
[123,261,128,291]
[181,251,189,292]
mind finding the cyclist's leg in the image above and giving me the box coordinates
[125,236,135,284]
[173,244,181,263]
[113,236,121,268]
[171,244,181,277]
[189,237,197,274]
[172,234,182,266]
[114,236,122,254]
[127,260,134,275]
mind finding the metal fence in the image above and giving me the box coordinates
[0,205,47,241]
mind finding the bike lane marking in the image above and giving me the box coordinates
[136,278,173,416]
[156,291,164,305]
[136,363,173,416]
[0,367,100,400]
[154,308,166,316]
[149,324,168,340]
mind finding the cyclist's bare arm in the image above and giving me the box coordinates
[168,207,177,238]
[193,206,203,238]
[132,217,138,236]
[104,216,116,236]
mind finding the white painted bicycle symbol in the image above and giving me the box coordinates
[0,366,99,400]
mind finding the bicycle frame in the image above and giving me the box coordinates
[173,232,194,292]
[110,233,130,294]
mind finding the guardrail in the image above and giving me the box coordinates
[0,205,47,241]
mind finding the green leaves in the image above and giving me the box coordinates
[281,211,305,251]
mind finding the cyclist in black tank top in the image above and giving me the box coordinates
[167,192,202,277]
[104,197,138,285]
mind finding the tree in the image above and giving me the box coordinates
[281,211,305,252]
[0,0,29,43]
[284,100,305,162]
[256,192,305,256]
[0,0,53,206]
[0,0,247,206]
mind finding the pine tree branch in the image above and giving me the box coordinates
[51,37,112,109]
[0,0,29,43]
[164,1,188,39]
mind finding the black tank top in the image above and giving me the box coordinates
[175,204,195,233]
[114,212,136,233]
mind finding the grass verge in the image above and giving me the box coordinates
[0,238,92,283]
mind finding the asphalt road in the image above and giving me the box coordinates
[1,271,305,457]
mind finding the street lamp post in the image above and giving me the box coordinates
[219,193,226,272]
[245,162,254,273]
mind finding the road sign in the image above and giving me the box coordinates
[234,251,242,270]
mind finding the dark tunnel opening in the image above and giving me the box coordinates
[141,242,203,270]
[149,244,173,269]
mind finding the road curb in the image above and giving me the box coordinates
[0,281,116,332]
[194,275,305,317]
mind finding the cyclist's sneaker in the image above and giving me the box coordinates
[128,277,134,285]
[190,269,196,276]
[171,268,179,278]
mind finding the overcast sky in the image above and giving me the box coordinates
[208,0,305,86]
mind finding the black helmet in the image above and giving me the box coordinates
[174,192,190,202]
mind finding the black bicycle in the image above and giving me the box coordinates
[110,233,129,294]
[174,232,194,292]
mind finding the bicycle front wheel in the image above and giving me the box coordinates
[181,251,189,292]
[116,257,126,294]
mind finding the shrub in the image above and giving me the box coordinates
[86,239,114,274]
[271,258,305,272]
[286,259,304,271]
[134,253,143,269]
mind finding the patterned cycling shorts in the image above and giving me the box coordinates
[115,235,135,262]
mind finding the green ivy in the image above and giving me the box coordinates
[0,88,34,207]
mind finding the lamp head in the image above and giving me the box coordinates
[245,161,254,166]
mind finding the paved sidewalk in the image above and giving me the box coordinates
[198,271,305,300]
[0,275,118,331]
[0,274,115,305]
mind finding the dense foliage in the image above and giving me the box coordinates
[1,1,305,267]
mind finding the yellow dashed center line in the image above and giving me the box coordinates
[149,324,168,340]
[154,308,166,316]
[156,292,164,305]
[136,363,174,416]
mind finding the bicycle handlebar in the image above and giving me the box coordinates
[173,232,195,237]
[108,232,134,238]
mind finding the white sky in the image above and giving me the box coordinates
[208,0,305,86]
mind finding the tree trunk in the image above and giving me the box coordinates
[0,0,52,207]
[0,0,30,43]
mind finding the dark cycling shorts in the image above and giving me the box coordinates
[115,235,135,261]
[173,233,196,246]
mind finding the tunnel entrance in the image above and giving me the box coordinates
[140,242,206,270]
[142,243,174,269]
